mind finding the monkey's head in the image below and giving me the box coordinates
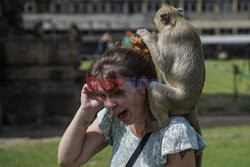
[153,3,184,32]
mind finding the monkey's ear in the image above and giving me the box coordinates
[160,13,170,25]
[177,8,184,17]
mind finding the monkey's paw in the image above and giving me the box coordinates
[136,29,152,42]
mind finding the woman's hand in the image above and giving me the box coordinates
[80,84,104,114]
[58,84,106,167]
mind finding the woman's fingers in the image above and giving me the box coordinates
[80,84,104,111]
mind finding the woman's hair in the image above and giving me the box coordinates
[86,39,157,114]
[86,44,157,93]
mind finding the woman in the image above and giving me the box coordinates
[58,47,206,167]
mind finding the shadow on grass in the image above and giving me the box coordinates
[198,94,250,115]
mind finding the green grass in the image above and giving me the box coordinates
[202,126,250,167]
[203,59,250,95]
[198,59,250,113]
[0,140,59,167]
[0,126,250,167]
[79,60,93,71]
[0,140,112,167]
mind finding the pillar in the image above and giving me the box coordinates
[232,0,238,13]
[197,0,202,13]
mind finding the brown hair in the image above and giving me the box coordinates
[86,47,157,90]
[86,46,157,117]
[87,31,155,81]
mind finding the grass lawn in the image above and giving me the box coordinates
[203,59,249,95]
[79,60,93,71]
[0,125,250,167]
[199,59,250,113]
[202,126,250,167]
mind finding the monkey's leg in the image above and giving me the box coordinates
[136,29,172,72]
[148,81,193,114]
[146,96,171,131]
[185,107,202,167]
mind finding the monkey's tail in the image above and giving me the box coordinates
[185,106,202,167]
[184,106,201,135]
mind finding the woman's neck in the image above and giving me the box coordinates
[130,110,150,139]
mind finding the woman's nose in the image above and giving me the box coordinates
[104,97,117,111]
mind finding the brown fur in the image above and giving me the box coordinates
[136,4,205,167]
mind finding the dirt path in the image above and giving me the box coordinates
[0,137,60,148]
[200,115,250,128]
[0,126,64,148]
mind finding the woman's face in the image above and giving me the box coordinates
[98,78,147,125]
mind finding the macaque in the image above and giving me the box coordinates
[136,4,205,135]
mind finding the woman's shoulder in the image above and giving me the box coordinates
[159,116,193,133]
[158,116,207,156]
[169,116,191,125]
[159,116,197,140]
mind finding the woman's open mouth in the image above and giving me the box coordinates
[117,109,128,121]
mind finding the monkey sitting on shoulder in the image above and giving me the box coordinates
[135,4,205,135]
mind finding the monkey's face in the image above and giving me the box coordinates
[153,3,183,32]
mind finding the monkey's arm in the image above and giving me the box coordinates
[136,29,172,72]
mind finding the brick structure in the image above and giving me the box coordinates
[0,37,83,127]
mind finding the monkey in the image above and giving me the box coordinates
[136,4,205,135]
[136,4,206,167]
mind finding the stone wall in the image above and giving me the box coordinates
[0,37,84,128]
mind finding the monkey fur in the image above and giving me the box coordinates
[136,4,205,136]
[136,5,205,166]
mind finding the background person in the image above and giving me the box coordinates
[98,33,113,55]
[122,30,132,48]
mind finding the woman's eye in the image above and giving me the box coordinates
[114,91,122,97]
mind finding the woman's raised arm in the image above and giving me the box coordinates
[58,84,107,167]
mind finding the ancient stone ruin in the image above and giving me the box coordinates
[0,37,83,129]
